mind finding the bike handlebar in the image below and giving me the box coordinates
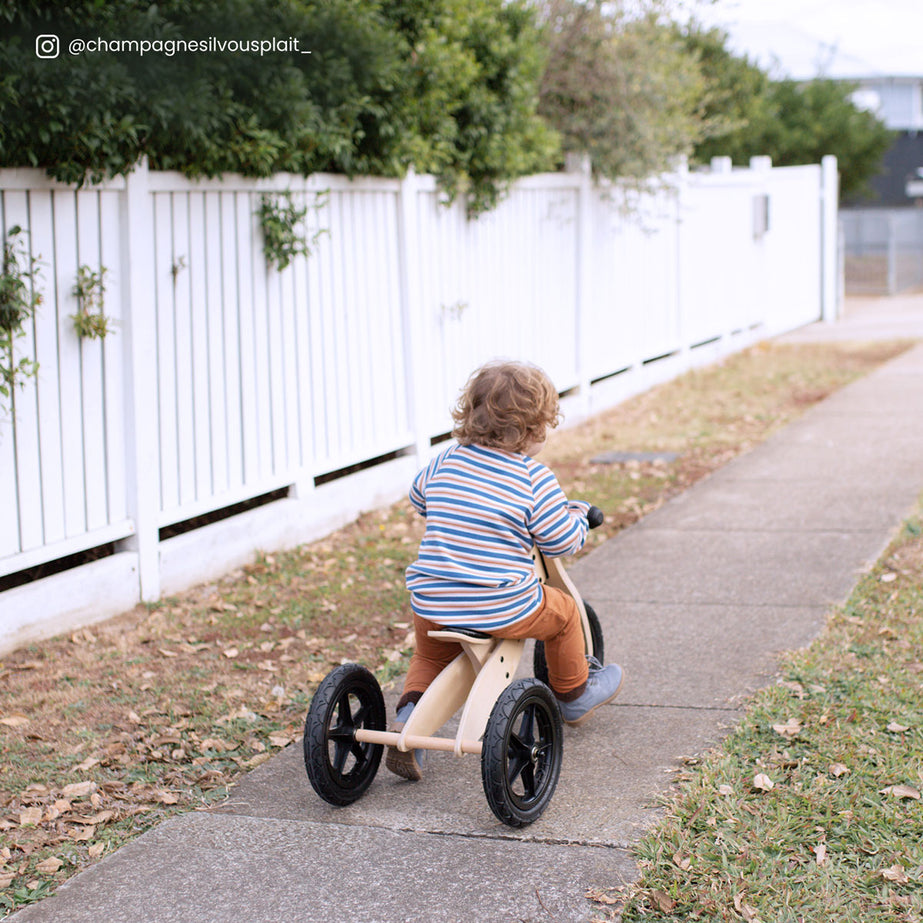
[587,506,605,529]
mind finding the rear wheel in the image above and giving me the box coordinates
[481,679,563,827]
[303,663,385,806]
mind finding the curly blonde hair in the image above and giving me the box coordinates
[451,360,561,454]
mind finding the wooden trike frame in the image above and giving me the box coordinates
[354,548,598,759]
[303,510,604,827]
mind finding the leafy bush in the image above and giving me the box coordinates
[0,0,556,214]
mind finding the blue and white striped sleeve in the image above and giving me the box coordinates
[526,462,590,557]
[409,452,443,516]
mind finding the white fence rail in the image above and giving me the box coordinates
[0,156,838,651]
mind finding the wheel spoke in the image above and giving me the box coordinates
[352,701,370,726]
[329,692,361,775]
[331,737,352,774]
[335,692,357,730]
[519,761,537,798]
[506,704,543,799]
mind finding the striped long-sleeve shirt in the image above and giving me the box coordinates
[404,443,590,630]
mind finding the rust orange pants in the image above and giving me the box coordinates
[399,584,589,705]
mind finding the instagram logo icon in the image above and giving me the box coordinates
[35,34,60,58]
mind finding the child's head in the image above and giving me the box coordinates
[452,360,561,454]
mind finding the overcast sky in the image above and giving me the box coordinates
[691,0,923,79]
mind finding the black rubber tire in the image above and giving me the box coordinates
[303,663,386,806]
[533,601,604,686]
[481,678,563,827]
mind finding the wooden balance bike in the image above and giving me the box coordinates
[303,507,605,827]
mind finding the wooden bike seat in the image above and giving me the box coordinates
[427,627,492,644]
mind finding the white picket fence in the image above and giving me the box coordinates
[0,155,839,651]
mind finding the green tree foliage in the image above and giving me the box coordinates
[752,79,894,199]
[674,24,774,164]
[0,0,556,214]
[0,0,403,183]
[536,0,708,182]
[680,24,894,200]
[379,0,558,215]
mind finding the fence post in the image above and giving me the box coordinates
[673,155,689,356]
[567,152,592,416]
[821,155,840,321]
[886,212,898,295]
[397,168,430,464]
[119,159,161,601]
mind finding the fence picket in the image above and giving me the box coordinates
[154,192,179,518]
[99,188,127,527]
[75,189,111,533]
[203,192,226,497]
[188,191,212,503]
[4,192,42,553]
[28,190,67,546]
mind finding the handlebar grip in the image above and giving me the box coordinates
[587,506,605,529]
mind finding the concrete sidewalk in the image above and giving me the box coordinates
[11,297,923,923]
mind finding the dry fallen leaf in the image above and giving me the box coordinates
[829,763,849,778]
[585,887,624,906]
[648,889,676,913]
[61,781,96,799]
[73,811,114,825]
[814,843,827,866]
[734,893,760,921]
[0,715,29,728]
[753,773,774,792]
[880,784,921,800]
[717,784,735,796]
[199,738,230,752]
[886,722,910,733]
[880,864,910,884]
[18,807,43,827]
[772,718,802,738]
[35,857,64,874]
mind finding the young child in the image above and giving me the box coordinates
[387,360,623,781]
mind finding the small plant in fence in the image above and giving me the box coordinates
[257,191,328,271]
[0,225,41,408]
[72,264,112,340]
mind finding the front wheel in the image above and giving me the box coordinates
[481,678,563,827]
[533,601,604,687]
[303,663,385,806]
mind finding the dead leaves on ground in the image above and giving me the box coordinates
[0,709,302,897]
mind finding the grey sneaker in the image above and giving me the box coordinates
[557,658,623,727]
[385,703,424,781]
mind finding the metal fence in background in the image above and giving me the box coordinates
[842,208,923,295]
